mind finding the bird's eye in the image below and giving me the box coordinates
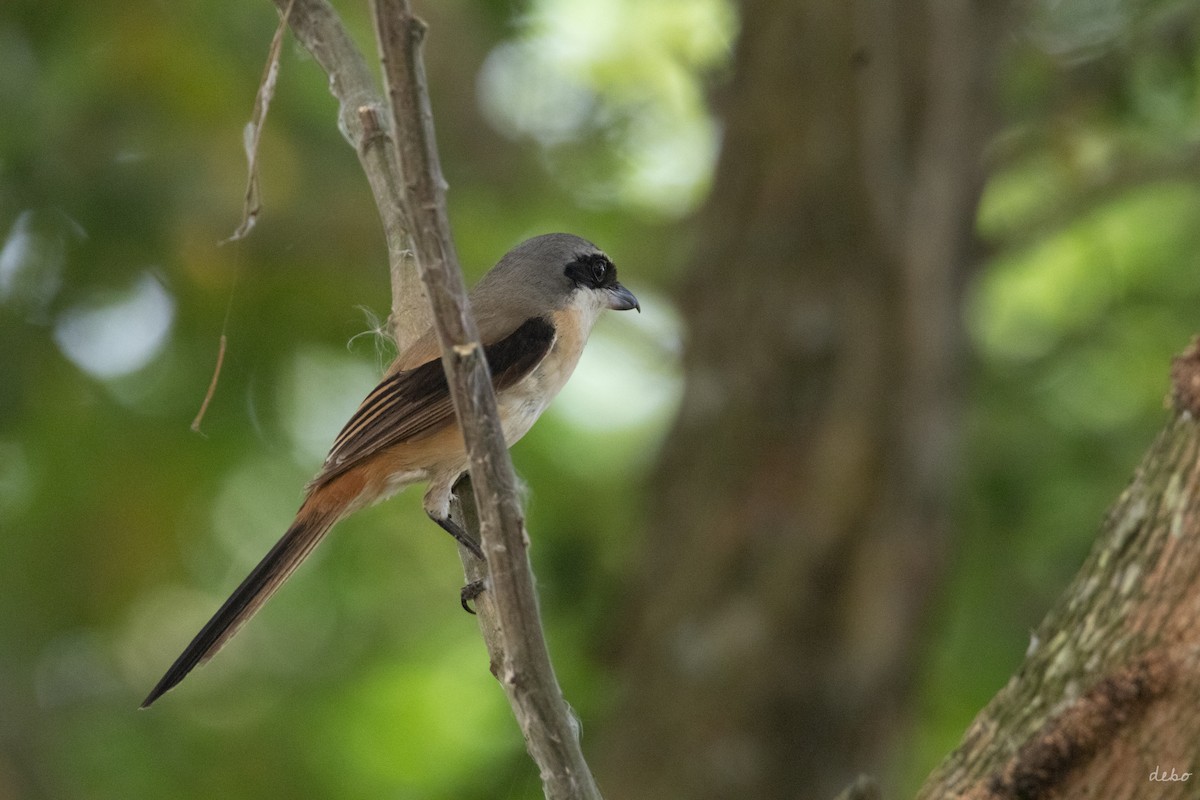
[564,252,613,288]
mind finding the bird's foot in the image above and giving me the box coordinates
[460,579,487,614]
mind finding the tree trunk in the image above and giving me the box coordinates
[915,341,1200,799]
[595,1,1005,798]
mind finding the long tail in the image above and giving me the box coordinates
[141,499,343,708]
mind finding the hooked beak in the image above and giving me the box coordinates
[607,282,640,312]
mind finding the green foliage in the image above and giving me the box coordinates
[6,0,1200,797]
[0,1,690,798]
[909,1,1200,787]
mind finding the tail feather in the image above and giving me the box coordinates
[140,506,338,708]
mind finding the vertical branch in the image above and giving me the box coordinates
[269,0,427,349]
[269,0,600,796]
[370,4,602,799]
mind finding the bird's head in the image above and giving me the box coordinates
[477,233,640,324]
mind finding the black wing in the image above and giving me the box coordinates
[312,316,556,485]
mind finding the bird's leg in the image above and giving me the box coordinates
[428,511,484,560]
[425,474,486,611]
[429,513,487,613]
[424,473,484,559]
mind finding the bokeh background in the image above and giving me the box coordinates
[3,0,1200,798]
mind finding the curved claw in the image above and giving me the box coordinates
[460,579,487,614]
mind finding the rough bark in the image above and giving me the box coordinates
[915,340,1200,799]
[595,1,1005,798]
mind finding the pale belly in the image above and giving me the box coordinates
[497,335,583,446]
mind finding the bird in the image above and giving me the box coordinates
[141,233,639,708]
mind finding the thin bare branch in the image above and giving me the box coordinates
[226,0,295,243]
[190,333,226,433]
[264,0,601,795]
[370,2,603,798]
[269,0,427,350]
